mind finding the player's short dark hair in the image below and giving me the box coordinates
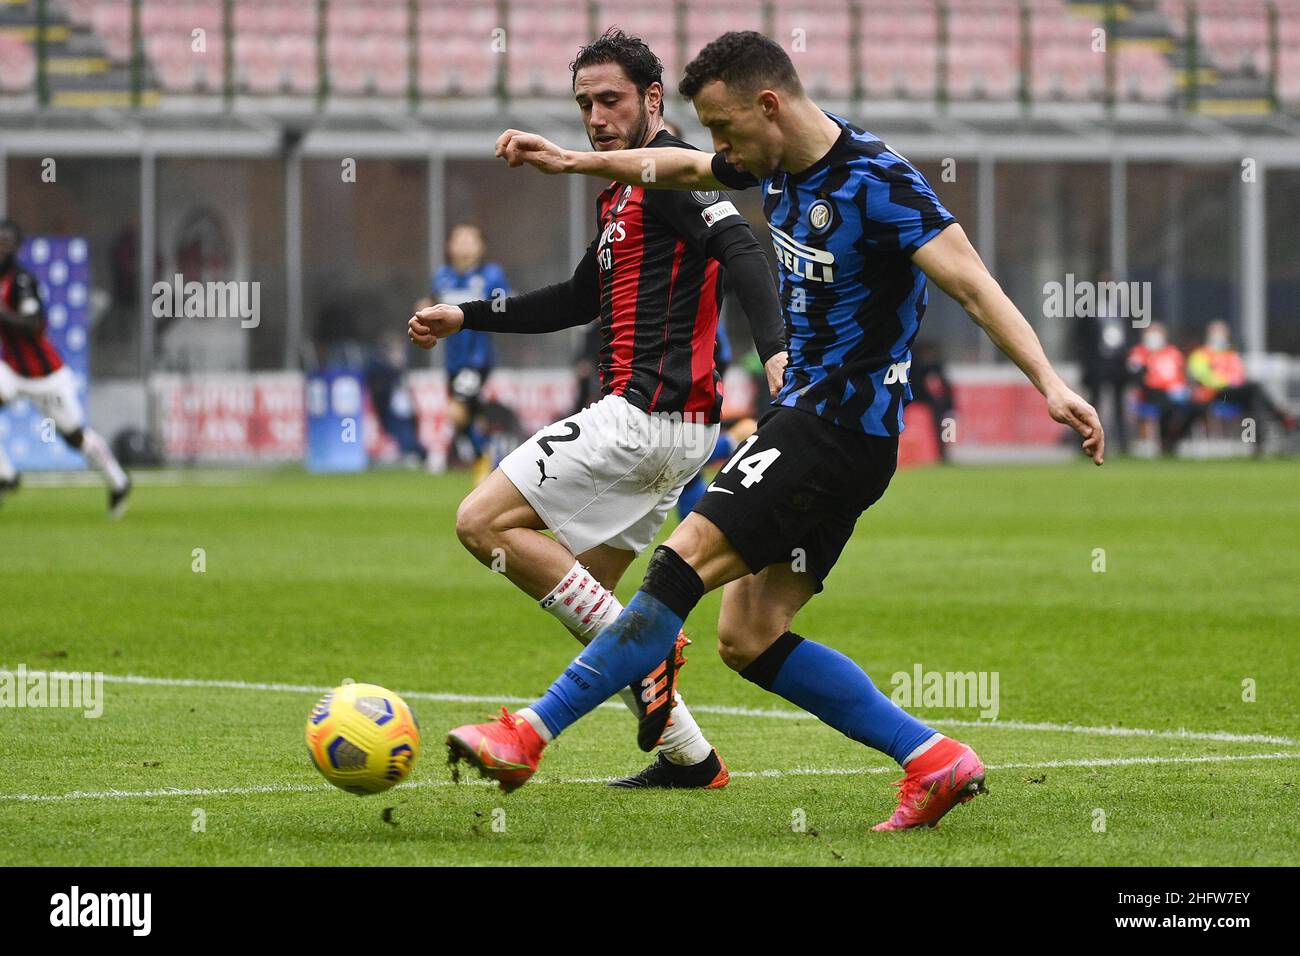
[679,31,804,100]
[571,28,664,103]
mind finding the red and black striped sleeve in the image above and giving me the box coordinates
[643,188,786,365]
[460,239,600,334]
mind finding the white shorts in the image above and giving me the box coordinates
[0,364,84,434]
[500,394,720,556]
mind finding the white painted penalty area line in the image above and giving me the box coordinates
[20,670,1297,749]
[3,752,1297,803]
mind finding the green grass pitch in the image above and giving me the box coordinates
[1,459,1297,866]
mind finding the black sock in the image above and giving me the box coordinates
[739,631,805,690]
[641,545,705,621]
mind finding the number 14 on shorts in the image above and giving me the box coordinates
[707,434,781,493]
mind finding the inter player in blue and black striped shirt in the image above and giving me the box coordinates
[450,32,1104,831]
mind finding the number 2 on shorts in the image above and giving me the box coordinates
[537,421,581,457]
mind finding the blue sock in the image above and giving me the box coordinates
[710,432,735,465]
[529,591,682,737]
[741,632,936,765]
[676,473,705,521]
[530,546,705,738]
[466,424,486,456]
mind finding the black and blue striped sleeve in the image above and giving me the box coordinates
[858,157,956,256]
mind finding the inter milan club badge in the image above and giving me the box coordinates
[614,184,634,212]
[808,199,834,235]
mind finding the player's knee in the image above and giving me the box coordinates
[716,618,763,672]
[716,632,751,672]
[717,613,790,672]
[454,495,497,561]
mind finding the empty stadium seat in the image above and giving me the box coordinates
[0,35,36,91]
[417,36,498,97]
[505,1,591,98]
[774,3,853,98]
[593,1,681,82]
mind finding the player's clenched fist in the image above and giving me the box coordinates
[495,129,569,174]
[408,303,464,350]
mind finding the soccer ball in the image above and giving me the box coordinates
[305,682,421,795]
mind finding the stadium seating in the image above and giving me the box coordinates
[773,2,854,98]
[2,0,1295,112]
[594,1,682,89]
[0,33,37,92]
[506,0,592,98]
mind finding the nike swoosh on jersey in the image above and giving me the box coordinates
[574,659,602,676]
[705,483,734,495]
[766,182,782,195]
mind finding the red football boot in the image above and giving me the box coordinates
[446,708,547,794]
[872,737,987,831]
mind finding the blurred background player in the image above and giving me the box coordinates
[568,320,602,418]
[909,340,956,463]
[431,224,508,480]
[364,325,429,467]
[1073,270,1132,455]
[1188,319,1296,452]
[1127,321,1194,456]
[0,219,130,516]
[413,28,786,789]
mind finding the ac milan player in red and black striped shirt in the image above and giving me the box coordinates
[409,29,785,790]
[0,219,131,516]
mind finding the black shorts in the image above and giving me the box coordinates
[693,405,898,592]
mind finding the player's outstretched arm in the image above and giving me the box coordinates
[410,243,601,350]
[496,129,722,191]
[913,223,1105,465]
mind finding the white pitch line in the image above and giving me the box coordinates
[3,752,1297,803]
[659,751,1300,783]
[9,670,1296,748]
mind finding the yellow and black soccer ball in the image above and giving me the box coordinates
[305,682,420,795]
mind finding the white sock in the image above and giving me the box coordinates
[517,708,553,743]
[651,692,713,766]
[539,560,714,766]
[539,561,623,641]
[79,428,128,492]
[0,443,15,482]
[902,733,945,766]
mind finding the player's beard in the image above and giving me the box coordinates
[625,103,652,150]
[589,102,653,151]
